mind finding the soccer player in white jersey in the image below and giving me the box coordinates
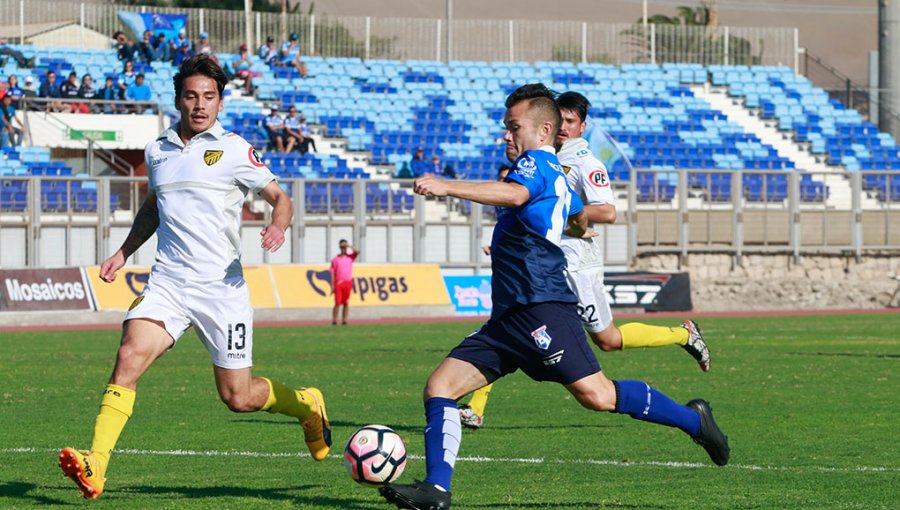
[556,90,710,365]
[459,91,711,431]
[58,55,332,500]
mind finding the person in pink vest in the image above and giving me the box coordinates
[329,239,359,325]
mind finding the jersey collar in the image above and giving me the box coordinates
[159,121,226,147]
[537,145,556,154]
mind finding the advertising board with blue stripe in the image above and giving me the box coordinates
[443,275,492,316]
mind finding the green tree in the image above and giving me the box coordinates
[623,2,762,66]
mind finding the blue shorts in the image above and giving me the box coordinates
[448,301,601,385]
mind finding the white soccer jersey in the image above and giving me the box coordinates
[558,137,615,272]
[145,121,276,281]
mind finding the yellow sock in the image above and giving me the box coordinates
[259,377,316,420]
[90,384,135,470]
[468,384,493,417]
[619,322,689,349]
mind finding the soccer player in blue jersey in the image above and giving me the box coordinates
[379,84,729,510]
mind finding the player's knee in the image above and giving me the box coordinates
[590,329,622,352]
[422,379,453,401]
[220,392,256,412]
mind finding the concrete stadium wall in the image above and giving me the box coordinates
[633,252,900,312]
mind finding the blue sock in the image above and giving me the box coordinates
[613,380,700,437]
[422,397,461,492]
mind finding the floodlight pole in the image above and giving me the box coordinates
[446,0,453,62]
[244,0,254,49]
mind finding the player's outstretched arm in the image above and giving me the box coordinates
[100,193,159,283]
[258,180,293,252]
[414,174,529,207]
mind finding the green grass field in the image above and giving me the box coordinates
[1,313,899,509]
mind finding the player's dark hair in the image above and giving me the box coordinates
[173,55,228,99]
[497,164,510,181]
[505,83,562,140]
[557,91,591,122]
[339,239,348,244]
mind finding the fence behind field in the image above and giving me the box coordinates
[0,0,798,70]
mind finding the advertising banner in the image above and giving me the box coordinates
[0,268,93,311]
[85,266,278,310]
[441,272,693,314]
[604,272,693,311]
[271,264,450,308]
[443,276,492,316]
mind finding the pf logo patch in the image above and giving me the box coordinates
[203,150,224,166]
[588,169,610,187]
[248,147,265,168]
[531,325,552,350]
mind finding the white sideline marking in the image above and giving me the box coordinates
[13,447,897,474]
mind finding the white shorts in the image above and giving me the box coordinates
[564,267,613,334]
[124,272,254,369]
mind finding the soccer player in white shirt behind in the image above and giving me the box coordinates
[556,90,710,366]
[58,55,332,500]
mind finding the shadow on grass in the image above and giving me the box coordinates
[0,482,76,506]
[465,503,669,509]
[230,419,623,434]
[119,484,386,509]
[787,351,900,359]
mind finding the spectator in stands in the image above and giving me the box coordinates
[113,31,138,63]
[137,30,155,63]
[98,75,119,113]
[170,29,192,54]
[152,33,171,62]
[117,60,137,99]
[258,36,278,66]
[431,155,458,179]
[283,105,302,153]
[60,71,79,108]
[38,70,64,112]
[126,73,152,113]
[196,32,213,56]
[173,40,194,66]
[0,90,23,147]
[410,146,429,177]
[78,73,98,113]
[60,71,89,113]
[21,76,37,107]
[278,32,307,78]
[5,75,24,109]
[0,37,35,68]
[395,162,414,179]
[298,116,317,154]
[264,105,286,152]
[233,44,260,95]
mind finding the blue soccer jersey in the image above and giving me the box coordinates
[490,147,584,318]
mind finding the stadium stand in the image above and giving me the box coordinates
[2,41,899,210]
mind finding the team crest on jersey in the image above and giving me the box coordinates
[203,150,224,166]
[561,165,572,175]
[588,169,610,187]
[531,325,552,350]
[248,147,265,168]
[513,155,536,178]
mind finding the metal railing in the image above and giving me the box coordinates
[0,0,798,69]
[2,171,898,271]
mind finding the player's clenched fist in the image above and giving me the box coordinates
[414,175,449,197]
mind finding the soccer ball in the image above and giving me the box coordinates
[343,424,407,486]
